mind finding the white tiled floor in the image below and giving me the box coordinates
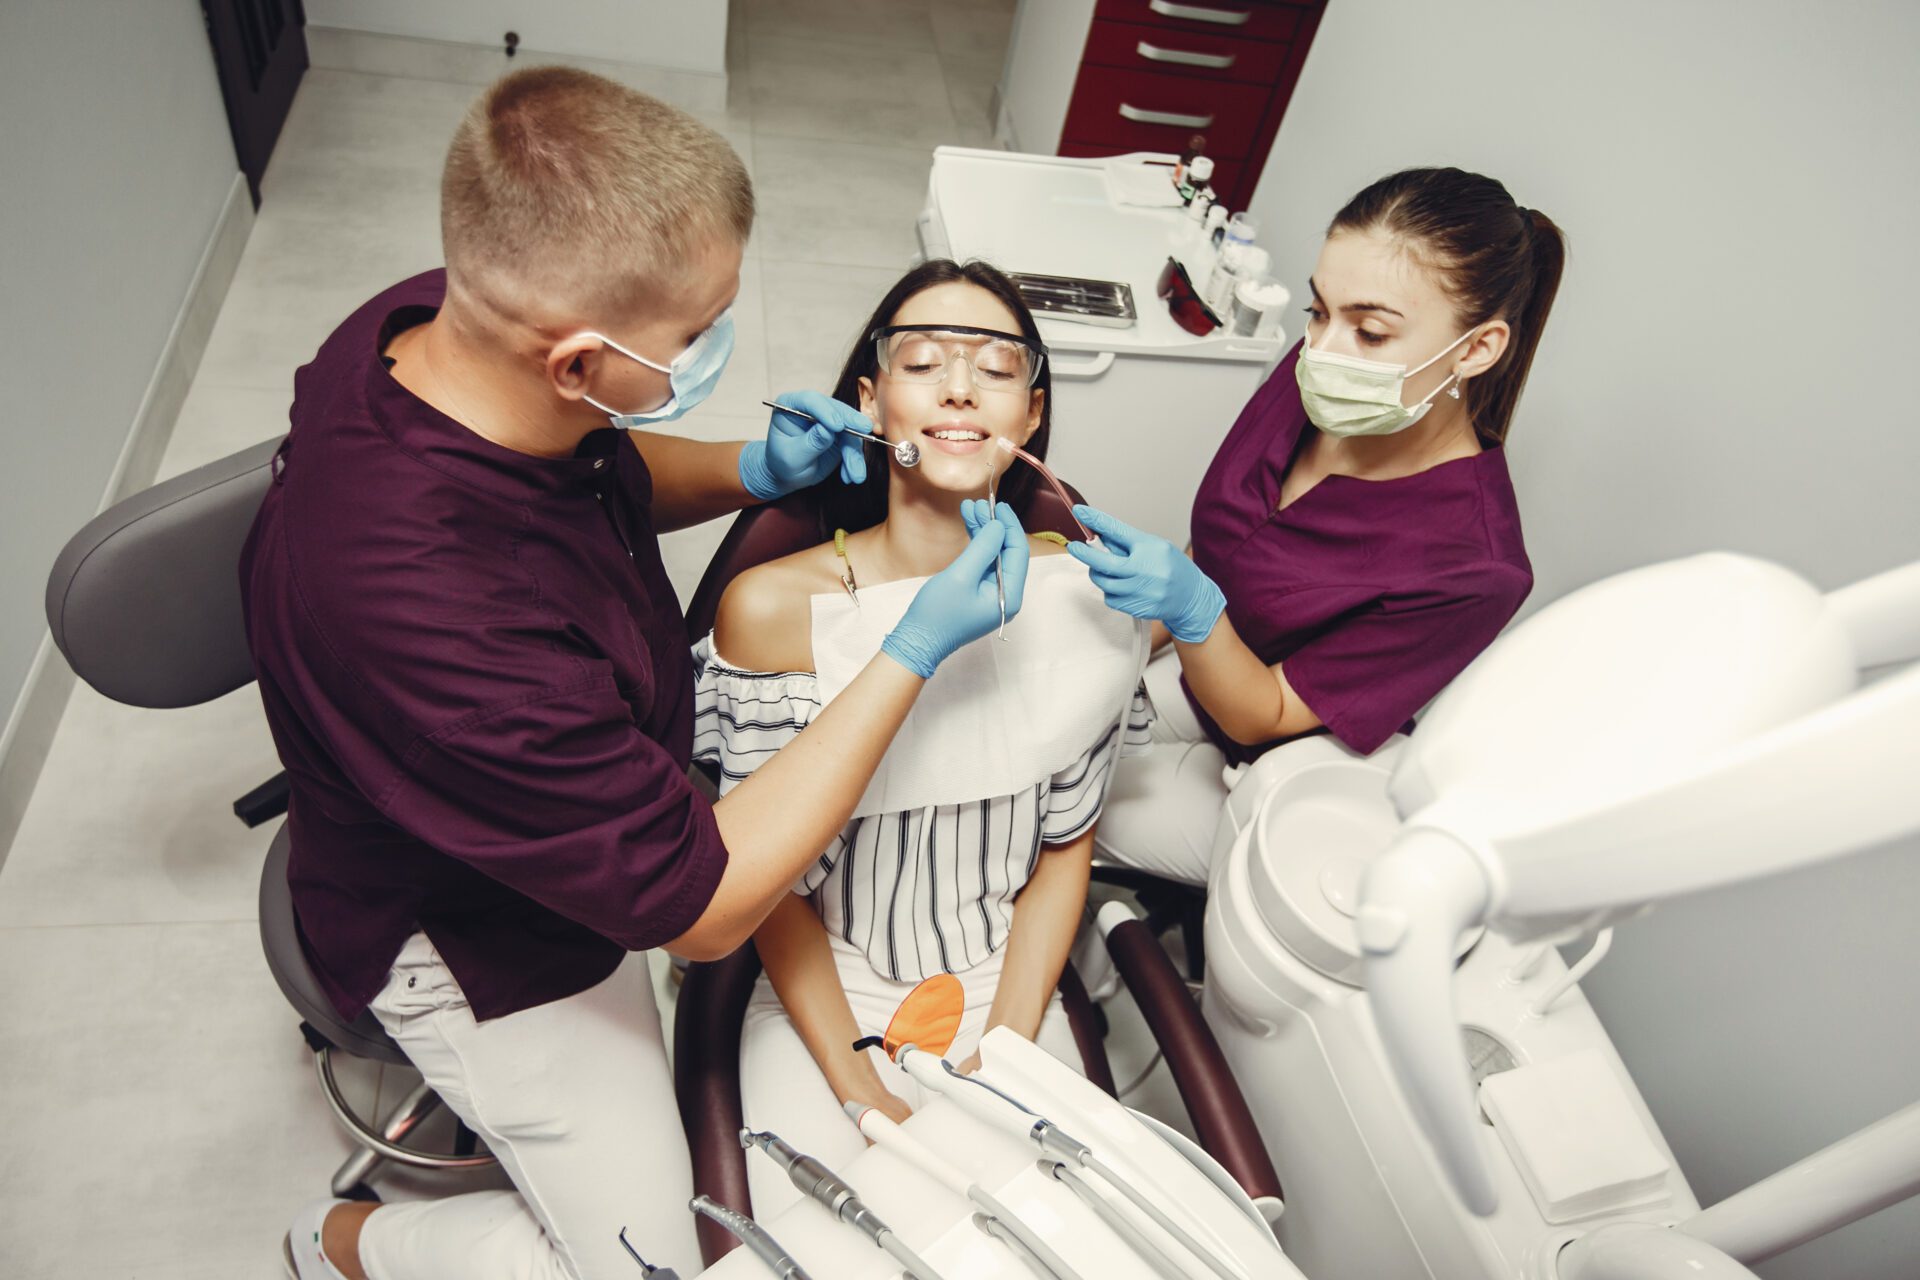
[0,4,1187,1274]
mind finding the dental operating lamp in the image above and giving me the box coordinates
[1354,552,1920,1236]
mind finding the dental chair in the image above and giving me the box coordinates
[672,481,1147,1266]
[44,438,494,1201]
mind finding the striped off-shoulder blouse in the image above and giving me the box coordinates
[691,635,1154,983]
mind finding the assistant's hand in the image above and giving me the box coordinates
[1067,503,1226,643]
[738,390,874,499]
[881,501,1030,678]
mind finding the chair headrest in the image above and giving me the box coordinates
[45,437,282,709]
[683,472,1086,642]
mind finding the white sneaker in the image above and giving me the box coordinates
[283,1198,355,1279]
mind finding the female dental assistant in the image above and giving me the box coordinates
[1071,167,1566,885]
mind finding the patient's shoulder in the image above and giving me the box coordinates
[713,543,841,673]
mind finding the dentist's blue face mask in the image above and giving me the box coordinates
[579,309,735,428]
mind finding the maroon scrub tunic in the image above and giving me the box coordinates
[241,271,728,1022]
[1185,341,1533,763]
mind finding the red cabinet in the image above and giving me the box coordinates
[1056,0,1325,211]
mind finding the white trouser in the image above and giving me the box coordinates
[1090,648,1230,886]
[738,931,1080,1221]
[1091,652,1412,888]
[356,933,698,1280]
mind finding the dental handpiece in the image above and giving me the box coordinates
[688,1195,813,1280]
[760,399,921,468]
[845,1102,1084,1280]
[740,1128,946,1280]
[892,1045,1248,1280]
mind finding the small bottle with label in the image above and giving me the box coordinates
[1172,134,1207,192]
[1178,155,1215,206]
[1207,212,1260,317]
[1204,202,1230,247]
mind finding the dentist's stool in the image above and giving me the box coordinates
[43,437,495,1201]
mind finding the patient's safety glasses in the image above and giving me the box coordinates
[1157,257,1221,337]
[872,324,1046,391]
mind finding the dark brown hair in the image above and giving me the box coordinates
[1329,168,1565,445]
[810,259,1053,535]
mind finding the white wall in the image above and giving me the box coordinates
[1246,3,1920,1276]
[304,0,728,75]
[0,2,240,835]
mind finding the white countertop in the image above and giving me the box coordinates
[927,147,1285,362]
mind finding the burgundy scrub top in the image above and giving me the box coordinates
[241,271,728,1022]
[1185,341,1533,762]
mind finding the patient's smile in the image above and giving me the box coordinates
[922,421,990,454]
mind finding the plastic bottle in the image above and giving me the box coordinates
[1185,181,1216,230]
[1172,134,1207,191]
[1204,203,1229,246]
[1207,212,1260,317]
[1178,155,1215,205]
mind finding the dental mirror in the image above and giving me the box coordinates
[760,399,918,468]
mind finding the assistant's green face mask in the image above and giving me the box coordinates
[1294,325,1476,437]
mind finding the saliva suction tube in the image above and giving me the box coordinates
[985,437,1098,544]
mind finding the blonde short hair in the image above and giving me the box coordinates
[441,66,753,319]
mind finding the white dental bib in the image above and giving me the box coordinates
[812,555,1149,818]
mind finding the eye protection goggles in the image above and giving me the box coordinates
[871,324,1048,391]
[1157,257,1222,337]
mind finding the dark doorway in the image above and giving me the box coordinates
[201,0,309,207]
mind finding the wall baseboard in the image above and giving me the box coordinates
[305,26,730,117]
[0,171,254,873]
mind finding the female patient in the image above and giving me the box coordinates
[693,259,1152,1217]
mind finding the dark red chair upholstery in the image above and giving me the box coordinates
[671,479,1119,1266]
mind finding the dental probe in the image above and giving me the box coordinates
[985,462,1007,640]
[617,1226,682,1278]
[893,1044,1248,1280]
[740,1127,946,1280]
[688,1195,814,1280]
[760,399,921,468]
[846,1102,1085,1280]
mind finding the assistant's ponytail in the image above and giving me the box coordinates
[1471,208,1565,445]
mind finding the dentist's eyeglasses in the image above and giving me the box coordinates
[872,324,1047,391]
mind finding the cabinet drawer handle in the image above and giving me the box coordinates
[1050,350,1118,380]
[1119,102,1215,129]
[1137,41,1236,69]
[1148,0,1251,26]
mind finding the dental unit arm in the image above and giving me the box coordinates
[1356,554,1920,1228]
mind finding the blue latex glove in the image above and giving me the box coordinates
[738,391,874,500]
[1066,503,1226,643]
[882,501,1031,678]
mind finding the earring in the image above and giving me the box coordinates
[1447,379,1462,400]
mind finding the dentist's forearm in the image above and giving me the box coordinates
[627,432,755,531]
[668,656,923,960]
